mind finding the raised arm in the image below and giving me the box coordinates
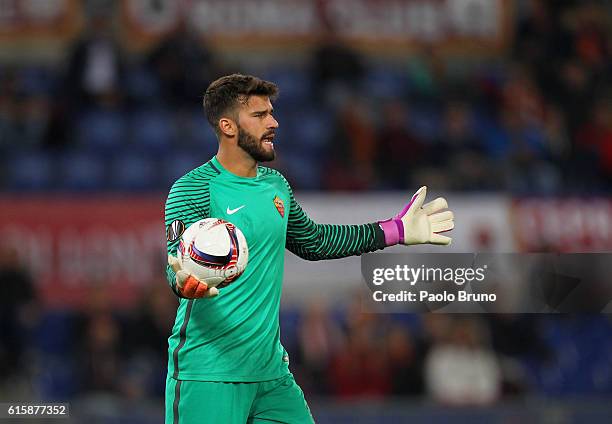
[285,192,386,261]
[286,185,454,261]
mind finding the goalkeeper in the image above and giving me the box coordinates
[164,74,454,423]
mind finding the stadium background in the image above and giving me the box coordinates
[0,0,611,422]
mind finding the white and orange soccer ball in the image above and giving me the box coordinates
[177,218,248,288]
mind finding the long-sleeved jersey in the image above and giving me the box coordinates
[164,156,386,381]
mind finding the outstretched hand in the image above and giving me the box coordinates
[168,255,219,299]
[379,186,454,246]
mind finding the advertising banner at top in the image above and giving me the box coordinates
[0,0,512,54]
[122,0,513,52]
[0,0,81,40]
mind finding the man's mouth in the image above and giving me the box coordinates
[262,134,275,147]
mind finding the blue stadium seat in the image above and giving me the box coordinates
[109,151,158,190]
[473,110,509,159]
[279,151,322,189]
[58,150,106,190]
[530,317,612,396]
[290,106,333,150]
[76,109,127,151]
[125,67,162,104]
[17,66,57,96]
[279,308,302,353]
[33,310,79,399]
[6,151,55,190]
[129,109,176,152]
[35,357,78,400]
[390,314,423,336]
[364,66,410,100]
[162,149,207,187]
[409,105,443,142]
[35,310,76,356]
[260,68,310,101]
[186,110,219,152]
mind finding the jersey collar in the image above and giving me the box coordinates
[211,156,261,181]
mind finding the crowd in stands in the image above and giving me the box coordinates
[2,243,612,405]
[0,1,610,193]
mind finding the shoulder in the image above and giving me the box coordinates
[169,160,221,194]
[258,166,290,185]
[258,166,292,192]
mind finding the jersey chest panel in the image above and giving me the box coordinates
[208,179,289,257]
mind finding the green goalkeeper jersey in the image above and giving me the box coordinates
[164,156,386,381]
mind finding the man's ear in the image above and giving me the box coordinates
[219,118,236,137]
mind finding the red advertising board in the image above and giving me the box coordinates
[3,194,608,308]
[511,198,612,252]
[0,196,166,309]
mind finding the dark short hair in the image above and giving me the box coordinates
[203,74,279,135]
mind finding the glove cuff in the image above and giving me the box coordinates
[378,218,403,246]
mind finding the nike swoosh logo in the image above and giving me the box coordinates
[226,205,245,215]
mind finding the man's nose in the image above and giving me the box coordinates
[268,115,279,129]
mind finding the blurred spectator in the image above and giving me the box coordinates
[64,10,125,110]
[502,67,546,131]
[0,243,38,382]
[329,329,392,398]
[425,317,501,406]
[329,296,391,398]
[386,325,424,396]
[405,46,445,101]
[376,100,427,189]
[433,102,494,191]
[514,0,571,94]
[497,68,562,193]
[75,286,124,394]
[14,91,52,149]
[0,68,54,150]
[122,280,177,399]
[125,280,175,356]
[421,314,452,352]
[575,98,612,188]
[571,2,609,73]
[324,98,376,190]
[147,18,217,109]
[555,59,596,138]
[542,105,571,171]
[297,299,343,394]
[487,315,550,396]
[0,69,21,149]
[488,315,550,359]
[310,26,366,106]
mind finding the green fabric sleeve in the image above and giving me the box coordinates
[285,188,386,260]
[164,165,215,296]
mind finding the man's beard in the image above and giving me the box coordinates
[237,125,275,162]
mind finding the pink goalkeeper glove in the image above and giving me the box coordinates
[379,186,454,246]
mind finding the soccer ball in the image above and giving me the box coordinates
[177,218,248,288]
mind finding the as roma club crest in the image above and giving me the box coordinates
[273,195,285,218]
